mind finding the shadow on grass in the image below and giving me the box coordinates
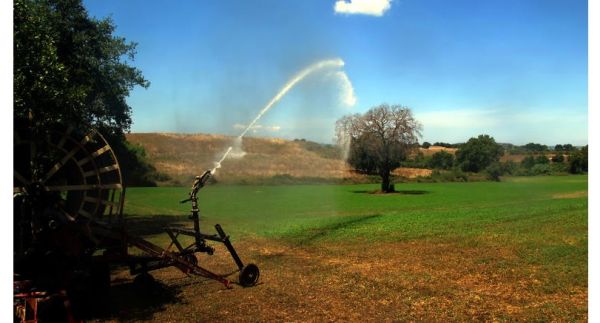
[93,278,184,321]
[123,214,191,236]
[295,214,383,245]
[351,190,430,195]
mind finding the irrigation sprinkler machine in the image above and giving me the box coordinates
[13,121,260,321]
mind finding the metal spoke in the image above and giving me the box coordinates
[83,164,119,177]
[84,196,118,207]
[42,132,94,183]
[14,171,30,185]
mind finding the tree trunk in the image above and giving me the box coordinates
[380,171,393,193]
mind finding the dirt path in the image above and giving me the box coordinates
[98,237,586,322]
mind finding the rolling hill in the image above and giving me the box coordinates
[126,133,431,185]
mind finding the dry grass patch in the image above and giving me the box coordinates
[420,146,458,156]
[553,191,587,199]
[100,236,586,322]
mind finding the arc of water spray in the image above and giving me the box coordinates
[210,58,346,175]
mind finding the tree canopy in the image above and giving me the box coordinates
[455,135,504,172]
[14,0,149,134]
[568,145,588,174]
[523,143,548,152]
[428,151,454,170]
[13,0,166,186]
[336,104,422,192]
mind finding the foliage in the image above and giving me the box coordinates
[428,151,454,170]
[14,0,149,132]
[97,128,170,186]
[551,154,565,163]
[485,162,503,181]
[517,153,568,176]
[500,161,518,175]
[530,164,551,175]
[523,143,548,152]
[568,146,588,174]
[535,155,550,164]
[427,168,468,182]
[400,152,431,169]
[433,142,458,148]
[336,104,422,192]
[521,155,536,169]
[422,141,431,149]
[555,144,575,152]
[550,162,569,174]
[455,134,504,172]
[14,0,158,186]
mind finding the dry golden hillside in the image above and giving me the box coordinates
[126,133,353,184]
[126,133,431,185]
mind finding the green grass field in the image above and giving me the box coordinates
[119,175,587,321]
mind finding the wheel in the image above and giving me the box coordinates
[14,120,125,227]
[239,263,260,287]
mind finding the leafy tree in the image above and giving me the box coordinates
[455,135,504,172]
[14,0,158,186]
[422,141,431,149]
[535,155,549,164]
[428,151,454,170]
[433,142,455,148]
[336,104,422,192]
[563,144,575,152]
[568,145,588,174]
[554,144,564,152]
[531,164,551,175]
[485,162,503,181]
[15,0,149,131]
[521,155,536,169]
[523,143,548,152]
[551,154,565,163]
[500,160,518,175]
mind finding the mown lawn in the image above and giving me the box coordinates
[116,175,587,321]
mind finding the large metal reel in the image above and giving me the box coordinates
[14,121,125,225]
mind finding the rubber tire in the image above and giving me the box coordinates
[239,263,260,287]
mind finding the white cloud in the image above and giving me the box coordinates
[334,0,391,16]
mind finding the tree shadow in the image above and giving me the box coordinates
[395,190,430,195]
[296,214,382,245]
[351,190,430,195]
[123,214,191,236]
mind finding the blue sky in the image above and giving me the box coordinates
[84,0,588,145]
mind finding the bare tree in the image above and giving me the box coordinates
[336,104,422,192]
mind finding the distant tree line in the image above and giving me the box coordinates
[421,142,460,149]
[407,135,587,181]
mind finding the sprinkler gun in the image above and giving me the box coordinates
[180,170,212,204]
[170,169,260,287]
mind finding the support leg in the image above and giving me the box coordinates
[215,224,244,270]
